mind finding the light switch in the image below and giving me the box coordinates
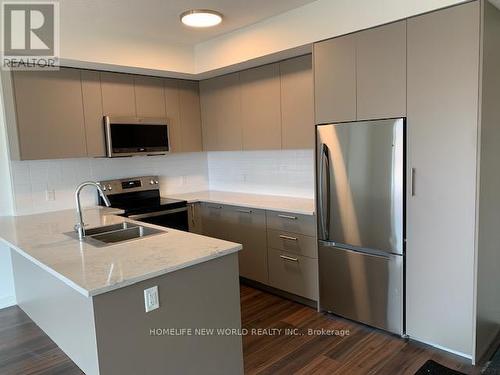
[144,286,159,313]
[46,189,56,201]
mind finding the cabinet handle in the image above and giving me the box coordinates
[411,168,416,197]
[236,209,252,214]
[208,205,222,210]
[280,255,299,262]
[279,235,298,241]
[278,214,297,220]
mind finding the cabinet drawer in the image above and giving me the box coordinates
[267,229,317,259]
[268,248,318,300]
[266,211,316,236]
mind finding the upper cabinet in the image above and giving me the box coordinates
[200,73,242,151]
[10,68,87,160]
[240,63,282,150]
[5,69,203,160]
[280,56,314,149]
[356,21,406,120]
[100,72,136,117]
[314,34,357,124]
[314,21,407,123]
[178,80,203,152]
[134,76,166,118]
[81,70,106,157]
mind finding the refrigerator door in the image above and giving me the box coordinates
[316,118,404,254]
[319,243,403,335]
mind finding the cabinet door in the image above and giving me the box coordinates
[178,80,203,152]
[314,34,356,124]
[134,76,166,118]
[81,70,105,157]
[356,21,407,120]
[226,206,268,284]
[280,55,314,149]
[12,68,87,160]
[241,63,281,150]
[199,203,227,239]
[199,78,218,151]
[100,72,136,117]
[215,73,242,151]
[164,79,182,153]
[406,2,479,356]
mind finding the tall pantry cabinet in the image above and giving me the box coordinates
[313,0,500,363]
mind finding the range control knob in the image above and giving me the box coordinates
[107,184,113,191]
[150,179,155,185]
[154,180,159,184]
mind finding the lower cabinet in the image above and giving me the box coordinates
[268,249,319,300]
[196,203,318,301]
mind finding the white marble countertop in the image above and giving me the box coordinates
[169,191,316,216]
[0,207,242,297]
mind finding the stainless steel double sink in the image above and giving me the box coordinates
[66,222,164,247]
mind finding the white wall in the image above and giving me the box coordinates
[10,153,209,216]
[194,0,467,73]
[208,150,314,198]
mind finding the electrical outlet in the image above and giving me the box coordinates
[45,189,56,201]
[182,176,188,185]
[144,286,159,313]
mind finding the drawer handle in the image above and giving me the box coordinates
[236,209,252,214]
[280,255,299,262]
[279,235,298,241]
[208,205,222,209]
[278,214,297,220]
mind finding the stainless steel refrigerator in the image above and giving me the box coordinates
[316,118,405,335]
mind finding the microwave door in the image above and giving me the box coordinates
[316,119,404,255]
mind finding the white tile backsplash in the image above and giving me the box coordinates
[207,149,315,198]
[11,152,209,215]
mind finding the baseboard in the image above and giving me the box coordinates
[409,335,473,361]
[0,295,16,309]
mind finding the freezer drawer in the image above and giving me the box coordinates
[319,244,403,335]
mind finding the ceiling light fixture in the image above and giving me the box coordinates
[180,9,223,28]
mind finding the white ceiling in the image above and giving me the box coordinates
[60,0,318,46]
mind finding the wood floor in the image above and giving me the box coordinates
[0,285,480,375]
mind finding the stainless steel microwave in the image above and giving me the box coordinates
[104,116,170,157]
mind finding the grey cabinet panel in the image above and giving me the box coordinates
[199,203,228,239]
[164,78,182,153]
[356,21,407,120]
[100,72,136,117]
[240,63,281,150]
[199,78,219,151]
[280,55,314,149]
[12,68,87,160]
[266,210,316,237]
[268,248,318,300]
[178,80,203,152]
[314,35,357,124]
[267,229,317,259]
[81,70,105,157]
[406,2,479,356]
[134,76,166,118]
[225,206,268,284]
[215,73,242,151]
[188,203,203,234]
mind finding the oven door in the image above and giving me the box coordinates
[127,207,188,231]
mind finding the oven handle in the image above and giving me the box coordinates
[128,207,188,220]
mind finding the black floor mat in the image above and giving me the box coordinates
[414,360,466,375]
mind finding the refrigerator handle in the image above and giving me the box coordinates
[411,168,416,197]
[318,143,331,240]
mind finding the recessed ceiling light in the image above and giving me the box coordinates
[180,9,223,28]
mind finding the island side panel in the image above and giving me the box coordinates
[93,253,244,375]
[11,250,100,375]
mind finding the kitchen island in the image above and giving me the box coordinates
[0,207,244,375]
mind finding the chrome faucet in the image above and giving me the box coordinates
[74,181,111,240]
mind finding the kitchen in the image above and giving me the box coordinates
[0,0,499,374]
